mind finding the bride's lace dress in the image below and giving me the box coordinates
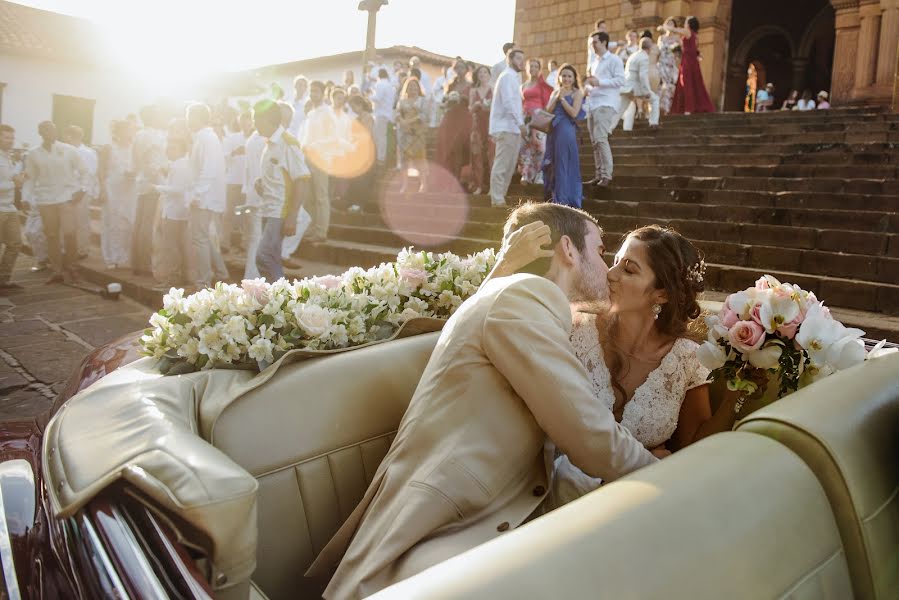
[551,312,710,507]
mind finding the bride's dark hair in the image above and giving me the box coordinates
[598,225,705,413]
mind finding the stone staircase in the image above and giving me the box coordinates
[295,107,899,327]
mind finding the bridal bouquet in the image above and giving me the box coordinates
[139,247,496,373]
[696,275,892,413]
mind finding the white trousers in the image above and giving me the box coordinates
[489,132,522,206]
[374,116,390,163]
[280,207,313,259]
[620,92,660,131]
[101,203,133,268]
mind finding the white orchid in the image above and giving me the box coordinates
[696,340,728,370]
[795,303,865,369]
[727,289,760,320]
[866,339,899,360]
[758,292,800,334]
[748,343,783,369]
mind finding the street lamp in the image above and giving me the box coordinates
[358,0,388,76]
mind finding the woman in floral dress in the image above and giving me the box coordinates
[397,78,429,192]
[468,65,494,195]
[657,17,682,115]
[518,58,553,184]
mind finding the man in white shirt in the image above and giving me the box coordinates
[545,59,560,88]
[490,42,516,87]
[252,101,308,281]
[0,124,25,290]
[303,81,333,244]
[24,121,84,283]
[61,125,97,260]
[289,76,309,138]
[242,127,266,280]
[222,112,254,252]
[153,135,192,289]
[584,31,625,187]
[372,69,397,167]
[619,37,660,131]
[586,19,620,66]
[277,102,312,264]
[186,103,229,288]
[131,105,167,275]
[488,48,527,208]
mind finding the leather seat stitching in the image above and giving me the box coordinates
[776,547,846,600]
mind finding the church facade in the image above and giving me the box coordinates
[513,0,898,110]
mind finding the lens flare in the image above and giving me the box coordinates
[380,162,469,248]
[305,118,375,179]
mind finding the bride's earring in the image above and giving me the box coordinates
[652,304,662,320]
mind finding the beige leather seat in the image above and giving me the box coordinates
[737,352,899,600]
[370,432,853,599]
[209,332,441,600]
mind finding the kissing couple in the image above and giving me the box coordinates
[307,202,740,598]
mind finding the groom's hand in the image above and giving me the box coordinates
[650,445,671,459]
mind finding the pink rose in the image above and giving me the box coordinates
[399,268,429,287]
[241,279,271,305]
[312,275,342,290]
[728,320,766,353]
[777,316,801,339]
[718,306,739,328]
[750,304,763,327]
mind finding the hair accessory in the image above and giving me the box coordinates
[652,303,662,320]
[687,259,706,285]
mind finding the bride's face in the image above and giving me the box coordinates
[606,237,666,316]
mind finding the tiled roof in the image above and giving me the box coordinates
[0,0,106,65]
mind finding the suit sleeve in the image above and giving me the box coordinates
[482,279,657,481]
[639,57,652,95]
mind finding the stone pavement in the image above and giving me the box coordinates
[0,259,151,422]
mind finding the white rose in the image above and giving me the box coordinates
[748,344,783,369]
[296,304,332,337]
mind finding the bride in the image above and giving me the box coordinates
[494,220,740,505]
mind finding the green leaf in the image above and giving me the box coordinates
[172,313,192,326]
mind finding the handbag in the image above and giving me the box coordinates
[529,109,554,134]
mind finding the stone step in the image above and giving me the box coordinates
[610,141,899,156]
[610,152,899,166]
[574,163,899,180]
[584,174,899,195]
[608,131,899,146]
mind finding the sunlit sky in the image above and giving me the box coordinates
[13,1,516,84]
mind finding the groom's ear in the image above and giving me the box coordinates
[557,235,577,266]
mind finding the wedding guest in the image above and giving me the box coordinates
[756,83,775,112]
[303,81,333,244]
[289,76,309,137]
[430,66,451,127]
[307,202,658,598]
[61,125,98,260]
[435,59,473,189]
[408,56,431,96]
[25,121,84,283]
[620,37,661,131]
[657,17,682,115]
[98,120,137,271]
[0,124,23,291]
[488,48,527,207]
[22,180,49,272]
[617,30,640,63]
[253,100,308,281]
[641,30,661,94]
[781,90,800,110]
[491,42,516,86]
[584,31,624,187]
[222,112,253,251]
[186,103,228,288]
[396,78,429,193]
[153,135,192,289]
[372,69,396,168]
[795,89,816,111]
[816,91,831,109]
[242,122,266,279]
[545,59,560,88]
[543,64,585,207]
[469,65,494,195]
[518,58,553,185]
[586,19,621,65]
[344,94,376,213]
[131,105,166,275]
[330,87,356,206]
[278,101,311,263]
[343,69,355,90]
[667,16,716,115]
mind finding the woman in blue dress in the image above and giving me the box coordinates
[542,64,586,208]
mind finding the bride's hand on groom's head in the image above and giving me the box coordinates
[495,221,555,276]
[650,445,671,459]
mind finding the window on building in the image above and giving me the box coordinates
[52,94,95,144]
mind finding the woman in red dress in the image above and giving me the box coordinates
[434,59,473,190]
[665,16,715,114]
[468,65,494,195]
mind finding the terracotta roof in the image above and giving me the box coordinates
[0,0,106,65]
[261,45,458,74]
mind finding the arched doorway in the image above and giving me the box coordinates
[722,0,834,111]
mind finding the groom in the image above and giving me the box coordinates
[306,202,659,599]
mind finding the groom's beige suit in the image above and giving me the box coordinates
[306,273,657,599]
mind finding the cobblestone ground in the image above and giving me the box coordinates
[0,260,151,421]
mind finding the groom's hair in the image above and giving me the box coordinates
[503,202,600,276]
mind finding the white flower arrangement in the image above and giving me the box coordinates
[140,247,497,373]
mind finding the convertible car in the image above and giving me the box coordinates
[0,318,897,600]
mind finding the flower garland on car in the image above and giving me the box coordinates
[696,275,892,413]
[140,247,496,373]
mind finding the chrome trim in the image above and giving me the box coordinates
[0,460,29,600]
[142,508,214,600]
[109,504,171,599]
[80,513,130,598]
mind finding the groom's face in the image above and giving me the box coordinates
[570,222,610,303]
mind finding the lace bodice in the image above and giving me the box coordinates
[551,312,710,508]
[569,312,709,448]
